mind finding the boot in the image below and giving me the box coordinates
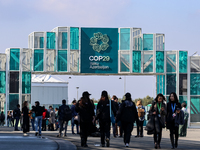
[170,134,175,149]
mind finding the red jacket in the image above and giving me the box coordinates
[42,109,47,119]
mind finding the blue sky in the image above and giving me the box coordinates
[0,0,199,103]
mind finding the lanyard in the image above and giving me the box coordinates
[157,103,162,112]
[171,103,176,113]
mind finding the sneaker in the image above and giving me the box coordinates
[23,133,28,136]
[106,138,110,147]
[125,143,129,147]
[35,132,38,136]
[135,135,139,138]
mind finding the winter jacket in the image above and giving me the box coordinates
[116,100,138,123]
[166,102,181,129]
[33,106,45,117]
[71,105,78,117]
[13,108,21,118]
[49,109,55,124]
[175,110,184,127]
[58,104,70,121]
[75,100,94,123]
[95,99,117,122]
[42,109,47,120]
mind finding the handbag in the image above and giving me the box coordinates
[110,100,115,124]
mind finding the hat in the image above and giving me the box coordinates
[176,108,181,111]
[125,93,131,99]
[82,91,91,97]
[101,90,108,97]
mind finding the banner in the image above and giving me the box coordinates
[81,28,118,73]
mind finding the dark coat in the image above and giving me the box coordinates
[75,100,95,123]
[116,100,138,123]
[58,104,71,121]
[22,106,30,133]
[175,110,184,127]
[13,108,21,118]
[33,106,45,117]
[166,102,181,129]
[95,99,117,122]
[71,105,77,117]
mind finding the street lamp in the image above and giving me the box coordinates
[119,76,126,95]
[76,87,79,100]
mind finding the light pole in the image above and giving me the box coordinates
[119,76,126,95]
[76,87,79,100]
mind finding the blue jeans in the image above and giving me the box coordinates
[7,118,11,127]
[71,117,79,134]
[35,116,42,134]
[31,119,35,130]
[14,117,19,130]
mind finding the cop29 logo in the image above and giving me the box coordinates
[90,32,109,53]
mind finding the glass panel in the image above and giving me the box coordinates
[143,52,153,72]
[191,96,200,122]
[120,51,130,72]
[156,34,164,50]
[34,49,44,71]
[166,74,176,95]
[9,72,19,93]
[22,95,31,106]
[179,74,187,95]
[22,49,32,71]
[190,56,200,72]
[156,51,164,73]
[143,34,153,50]
[70,27,79,50]
[22,72,31,94]
[0,71,6,93]
[46,32,56,49]
[190,74,200,95]
[58,50,67,72]
[0,94,5,112]
[34,32,44,48]
[70,50,79,72]
[58,32,67,49]
[157,75,165,95]
[179,96,187,106]
[133,28,141,50]
[0,54,6,71]
[132,51,141,73]
[9,94,19,110]
[120,28,130,50]
[28,33,34,49]
[167,53,176,72]
[179,51,187,73]
[46,50,56,72]
[10,49,20,71]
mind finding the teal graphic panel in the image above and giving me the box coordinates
[157,75,165,95]
[132,51,141,73]
[166,74,176,95]
[120,52,130,72]
[179,96,187,106]
[143,34,153,50]
[70,27,79,50]
[143,53,153,72]
[120,28,130,50]
[191,96,200,122]
[190,74,200,95]
[58,50,67,72]
[62,32,67,49]
[40,37,44,48]
[9,94,19,110]
[46,32,55,49]
[179,51,187,73]
[0,71,6,93]
[34,49,44,71]
[156,51,164,73]
[81,28,118,73]
[167,53,176,72]
[10,49,20,71]
[22,72,31,94]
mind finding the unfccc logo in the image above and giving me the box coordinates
[90,32,109,53]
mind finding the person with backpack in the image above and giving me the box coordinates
[75,92,95,147]
[179,102,189,137]
[147,93,167,149]
[58,99,71,137]
[135,100,146,137]
[116,93,138,147]
[13,104,21,131]
[95,91,117,147]
[32,101,45,136]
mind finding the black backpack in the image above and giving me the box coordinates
[63,106,72,121]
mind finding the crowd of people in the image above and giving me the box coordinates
[1,90,189,149]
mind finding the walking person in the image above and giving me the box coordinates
[96,91,117,147]
[135,100,146,137]
[166,92,182,149]
[33,101,45,136]
[13,104,21,131]
[116,93,138,147]
[11,111,14,127]
[0,111,5,126]
[179,102,189,137]
[7,111,12,127]
[49,106,55,131]
[42,107,48,131]
[71,100,79,134]
[147,93,167,149]
[75,92,95,147]
[55,108,59,131]
[58,99,72,137]
[22,101,30,136]
[30,106,35,131]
